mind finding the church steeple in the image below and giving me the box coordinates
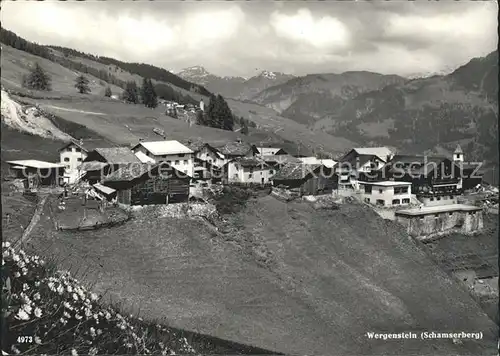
[453,144,464,162]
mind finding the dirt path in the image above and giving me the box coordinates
[44,105,106,116]
[14,195,48,250]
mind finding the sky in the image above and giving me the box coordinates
[1,0,498,78]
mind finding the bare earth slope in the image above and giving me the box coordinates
[29,197,497,356]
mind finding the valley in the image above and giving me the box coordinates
[1,15,498,356]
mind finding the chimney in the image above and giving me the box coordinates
[79,138,83,146]
[139,138,144,142]
[236,137,242,144]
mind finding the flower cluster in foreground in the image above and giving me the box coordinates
[1,241,196,355]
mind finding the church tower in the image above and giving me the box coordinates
[453,144,464,162]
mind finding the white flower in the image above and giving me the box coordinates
[67,286,73,293]
[34,281,40,287]
[22,304,32,315]
[15,309,30,321]
[90,327,96,338]
[96,329,102,335]
[63,311,71,319]
[72,293,79,301]
[21,267,28,276]
[2,241,11,248]
[71,349,78,356]
[90,293,98,301]
[34,336,42,344]
[13,271,21,278]
[11,345,21,354]
[85,308,92,318]
[34,308,42,318]
[22,283,29,291]
[47,281,55,290]
[104,311,111,320]
[33,293,41,301]
[89,347,98,356]
[12,254,20,262]
[75,313,82,320]
[56,285,64,294]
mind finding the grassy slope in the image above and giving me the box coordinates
[25,196,497,356]
[32,46,356,155]
[2,45,326,152]
[226,98,355,155]
[1,45,123,96]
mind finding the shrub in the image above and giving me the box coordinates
[1,242,195,355]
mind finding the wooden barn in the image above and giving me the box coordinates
[81,147,141,184]
[102,163,190,206]
[272,163,338,196]
[6,160,65,190]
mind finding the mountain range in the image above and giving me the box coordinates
[177,66,295,101]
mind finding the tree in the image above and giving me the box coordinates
[75,75,91,94]
[241,119,249,135]
[122,81,139,104]
[141,78,158,108]
[205,94,234,131]
[104,86,112,97]
[196,109,208,126]
[22,62,52,91]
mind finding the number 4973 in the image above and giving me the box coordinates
[17,336,33,343]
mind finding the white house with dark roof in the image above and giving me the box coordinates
[225,157,273,184]
[58,139,116,184]
[132,140,194,177]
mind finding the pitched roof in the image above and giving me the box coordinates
[235,157,269,168]
[261,155,301,165]
[256,147,286,155]
[94,147,141,164]
[59,139,116,152]
[272,163,322,180]
[104,163,156,183]
[80,161,108,171]
[385,155,451,175]
[339,154,376,167]
[7,160,65,169]
[352,147,393,161]
[211,141,252,156]
[133,140,193,155]
[454,144,463,153]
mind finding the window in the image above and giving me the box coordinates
[167,160,171,164]
[420,217,425,221]
[434,214,439,219]
[364,198,370,203]
[364,185,372,194]
[402,198,410,204]
[392,199,400,205]
[449,212,453,216]
[437,196,441,201]
[75,148,81,153]
[449,195,454,199]
[77,158,82,162]
[270,170,274,174]
[184,160,188,165]
[178,154,185,157]
[379,189,383,194]
[175,160,180,165]
[64,157,70,162]
[249,174,253,178]
[430,197,434,201]
[376,199,384,206]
